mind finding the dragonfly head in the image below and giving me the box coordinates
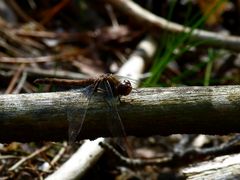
[117,80,132,96]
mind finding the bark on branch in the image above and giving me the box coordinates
[104,0,240,52]
[0,85,240,142]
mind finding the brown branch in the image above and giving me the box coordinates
[104,0,240,52]
[0,51,80,64]
[0,85,240,142]
[0,64,88,79]
[4,64,25,94]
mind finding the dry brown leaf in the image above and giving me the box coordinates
[197,0,229,26]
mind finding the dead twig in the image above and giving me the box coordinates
[45,138,105,180]
[101,135,240,167]
[9,144,52,171]
[0,64,88,79]
[99,141,171,166]
[4,64,25,94]
[104,0,240,52]
[0,50,80,64]
[40,142,68,172]
[12,71,27,94]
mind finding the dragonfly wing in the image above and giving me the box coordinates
[102,80,127,138]
[67,84,96,144]
[102,80,133,157]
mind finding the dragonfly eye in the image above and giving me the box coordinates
[117,80,132,96]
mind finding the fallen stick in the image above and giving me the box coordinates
[0,85,240,142]
[104,0,240,52]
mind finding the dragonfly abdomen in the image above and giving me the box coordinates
[34,78,95,86]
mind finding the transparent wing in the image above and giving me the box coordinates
[67,84,97,144]
[103,80,127,138]
[103,80,133,156]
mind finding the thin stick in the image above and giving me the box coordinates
[9,144,52,171]
[5,64,25,94]
[1,85,240,141]
[104,0,240,52]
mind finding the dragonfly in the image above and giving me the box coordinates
[34,74,132,145]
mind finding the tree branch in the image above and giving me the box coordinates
[0,85,240,142]
[104,0,240,52]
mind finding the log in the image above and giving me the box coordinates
[0,85,240,142]
[182,153,240,179]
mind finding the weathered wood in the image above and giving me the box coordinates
[182,153,240,179]
[0,86,240,142]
